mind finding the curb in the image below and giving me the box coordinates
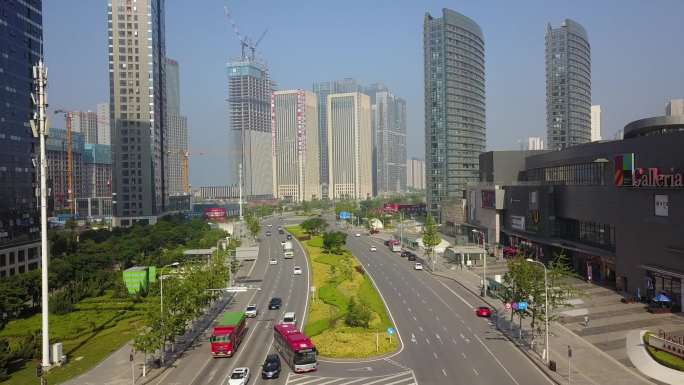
[429,269,563,385]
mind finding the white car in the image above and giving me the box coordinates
[227,367,250,385]
[414,262,423,270]
[269,258,278,265]
[280,241,286,246]
[293,266,303,275]
[370,246,377,252]
[245,304,258,318]
[267,224,273,227]
[355,233,361,237]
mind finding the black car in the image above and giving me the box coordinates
[400,251,410,258]
[407,253,417,261]
[278,229,284,235]
[268,297,282,310]
[286,234,293,240]
[262,353,281,379]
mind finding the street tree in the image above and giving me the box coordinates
[421,213,441,263]
[323,231,347,254]
[301,217,328,235]
[245,214,261,240]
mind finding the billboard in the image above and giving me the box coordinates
[204,207,227,221]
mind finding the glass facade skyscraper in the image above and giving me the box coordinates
[0,0,43,277]
[545,19,591,150]
[424,8,485,223]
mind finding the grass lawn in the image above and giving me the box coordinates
[643,331,684,372]
[1,294,154,385]
[287,225,398,358]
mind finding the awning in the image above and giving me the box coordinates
[641,264,684,279]
[502,228,615,258]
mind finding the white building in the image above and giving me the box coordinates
[591,105,602,141]
[272,90,321,202]
[70,111,98,144]
[527,136,545,150]
[406,158,425,190]
[666,99,684,116]
[165,58,189,196]
[96,103,110,145]
[327,92,372,200]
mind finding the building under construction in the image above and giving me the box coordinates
[228,58,274,199]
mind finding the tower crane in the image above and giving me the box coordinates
[223,3,268,60]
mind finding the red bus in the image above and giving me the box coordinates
[210,312,246,357]
[273,323,317,372]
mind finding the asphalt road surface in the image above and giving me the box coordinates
[149,217,309,385]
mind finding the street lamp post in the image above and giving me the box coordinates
[159,262,179,366]
[472,229,487,297]
[526,258,549,366]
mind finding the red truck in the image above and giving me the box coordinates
[388,239,401,252]
[210,311,246,357]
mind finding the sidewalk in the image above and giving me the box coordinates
[61,292,234,385]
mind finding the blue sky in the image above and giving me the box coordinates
[44,0,684,186]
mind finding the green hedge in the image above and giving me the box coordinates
[643,332,684,372]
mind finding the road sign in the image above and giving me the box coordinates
[517,301,528,311]
[387,327,396,335]
[339,211,351,219]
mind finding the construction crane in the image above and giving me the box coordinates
[223,3,268,60]
[168,148,241,195]
[54,109,75,216]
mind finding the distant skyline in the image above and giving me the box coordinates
[44,0,684,186]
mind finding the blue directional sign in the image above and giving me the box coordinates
[387,327,396,335]
[339,211,352,220]
[517,301,528,311]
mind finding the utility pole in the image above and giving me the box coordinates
[238,163,244,221]
[32,61,51,369]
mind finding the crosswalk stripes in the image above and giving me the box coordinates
[286,370,417,385]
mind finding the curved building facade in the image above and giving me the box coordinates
[546,19,592,150]
[424,8,486,223]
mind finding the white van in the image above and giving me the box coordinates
[282,312,296,325]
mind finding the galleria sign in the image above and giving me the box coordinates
[633,168,684,188]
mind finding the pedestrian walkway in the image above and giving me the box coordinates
[286,370,417,385]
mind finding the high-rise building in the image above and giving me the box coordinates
[83,143,112,198]
[665,99,684,116]
[591,105,602,141]
[406,158,426,191]
[313,78,360,198]
[272,90,320,202]
[164,58,188,196]
[108,0,167,227]
[424,9,486,222]
[228,59,273,198]
[528,137,545,150]
[71,111,99,144]
[363,84,407,195]
[46,129,86,214]
[0,0,43,278]
[327,92,372,200]
[96,103,111,145]
[546,19,591,150]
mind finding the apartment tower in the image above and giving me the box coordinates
[272,90,321,202]
[546,19,591,150]
[108,0,167,227]
[164,58,188,196]
[327,93,372,200]
[424,9,486,222]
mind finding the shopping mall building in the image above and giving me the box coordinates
[466,116,684,310]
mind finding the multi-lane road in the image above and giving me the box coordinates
[150,216,553,385]
[149,217,309,385]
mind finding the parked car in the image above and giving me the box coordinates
[370,246,377,252]
[476,306,492,318]
[245,304,258,318]
[268,297,282,310]
[407,253,417,261]
[293,266,303,275]
[261,354,281,379]
[269,258,278,265]
[414,262,423,270]
[227,367,250,385]
[400,251,411,258]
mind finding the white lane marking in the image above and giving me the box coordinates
[407,307,412,313]
[411,333,417,343]
[442,368,448,377]
[421,299,427,304]
[473,368,479,376]
[416,292,420,297]
[397,292,402,297]
[460,333,465,340]
[435,333,442,344]
[402,299,406,304]
[418,326,424,332]
[452,337,458,344]
[474,334,521,385]
[434,277,475,309]
[412,316,417,321]
[442,326,448,332]
[425,337,430,344]
[433,352,438,359]
[467,326,472,332]
[461,352,467,359]
[357,371,411,385]
[435,316,440,321]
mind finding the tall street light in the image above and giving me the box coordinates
[159,262,179,365]
[526,258,549,366]
[472,229,487,297]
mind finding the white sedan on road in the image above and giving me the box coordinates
[369,246,377,252]
[293,266,303,275]
[227,367,250,385]
[269,258,278,265]
[245,304,257,318]
[355,233,361,237]
[414,262,424,270]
